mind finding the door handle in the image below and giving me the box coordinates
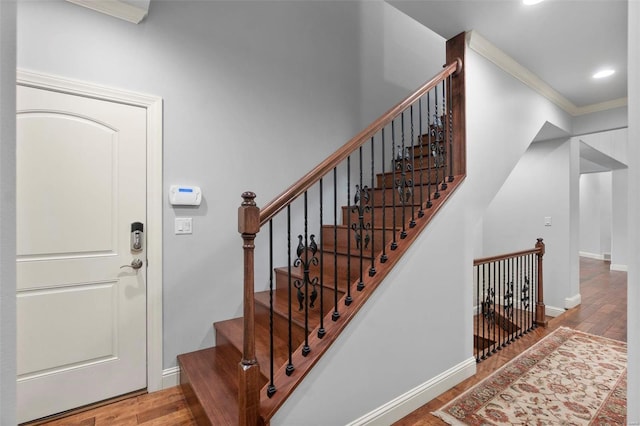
[120,259,143,270]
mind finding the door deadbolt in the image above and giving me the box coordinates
[131,222,144,252]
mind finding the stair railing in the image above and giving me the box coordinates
[473,238,547,363]
[238,33,466,425]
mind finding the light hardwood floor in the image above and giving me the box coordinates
[31,257,625,425]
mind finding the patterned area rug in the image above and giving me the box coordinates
[433,327,626,425]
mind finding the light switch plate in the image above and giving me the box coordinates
[544,216,552,226]
[175,217,193,234]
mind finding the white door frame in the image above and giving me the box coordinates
[16,69,164,392]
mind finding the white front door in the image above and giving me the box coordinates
[16,84,148,423]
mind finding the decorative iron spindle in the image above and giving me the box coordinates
[433,85,441,200]
[286,206,294,376]
[369,137,376,277]
[267,220,276,397]
[332,168,340,322]
[426,92,433,208]
[390,120,398,251]
[395,112,411,239]
[409,105,416,228]
[418,97,425,217]
[345,157,353,306]
[440,80,448,191]
[293,193,314,357]
[318,179,325,339]
[447,75,454,183]
[380,128,388,263]
[351,147,370,292]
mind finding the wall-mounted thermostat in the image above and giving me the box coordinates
[169,185,202,206]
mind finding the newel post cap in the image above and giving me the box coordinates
[536,238,545,256]
[238,191,260,235]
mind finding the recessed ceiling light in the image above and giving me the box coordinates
[523,0,544,5]
[593,69,615,79]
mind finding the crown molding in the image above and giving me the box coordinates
[466,31,627,117]
[575,97,628,115]
[65,0,149,24]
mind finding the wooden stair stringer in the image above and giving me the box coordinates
[259,174,465,422]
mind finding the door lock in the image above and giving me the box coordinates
[121,259,143,270]
[131,222,144,252]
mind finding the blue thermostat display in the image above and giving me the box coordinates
[169,185,202,206]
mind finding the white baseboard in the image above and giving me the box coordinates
[545,305,565,317]
[579,251,605,260]
[346,357,476,426]
[162,366,180,389]
[610,264,628,272]
[564,294,582,309]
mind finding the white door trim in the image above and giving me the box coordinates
[17,69,164,392]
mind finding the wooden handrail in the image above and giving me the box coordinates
[259,59,463,226]
[474,247,542,266]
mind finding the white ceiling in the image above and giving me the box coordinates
[388,0,628,110]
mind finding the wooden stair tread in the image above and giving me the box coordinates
[215,317,293,375]
[255,288,344,332]
[177,347,239,426]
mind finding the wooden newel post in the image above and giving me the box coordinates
[535,238,548,327]
[238,191,261,425]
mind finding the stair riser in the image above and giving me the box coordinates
[376,168,446,189]
[255,300,307,349]
[276,252,366,287]
[343,205,417,228]
[321,225,394,254]
[369,185,437,206]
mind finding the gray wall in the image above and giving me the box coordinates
[0,1,17,424]
[274,37,577,425]
[16,0,446,374]
[482,138,579,313]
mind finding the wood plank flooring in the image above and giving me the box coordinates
[32,257,625,426]
[393,257,627,425]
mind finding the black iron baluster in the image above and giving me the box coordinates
[286,205,294,376]
[391,120,398,250]
[475,264,480,362]
[332,168,340,322]
[318,179,325,339]
[497,259,502,351]
[440,80,448,191]
[510,257,522,339]
[293,192,316,357]
[491,261,496,354]
[418,96,425,217]
[481,263,486,360]
[267,220,276,397]
[397,111,408,239]
[346,156,353,305]
[380,128,388,263]
[426,91,433,208]
[352,146,369,292]
[433,85,441,200]
[369,136,376,277]
[409,104,416,228]
[447,75,454,183]
[503,259,512,348]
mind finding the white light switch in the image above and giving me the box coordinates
[175,217,193,234]
[544,216,552,227]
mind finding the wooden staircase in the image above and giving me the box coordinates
[178,33,467,426]
[178,141,462,426]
